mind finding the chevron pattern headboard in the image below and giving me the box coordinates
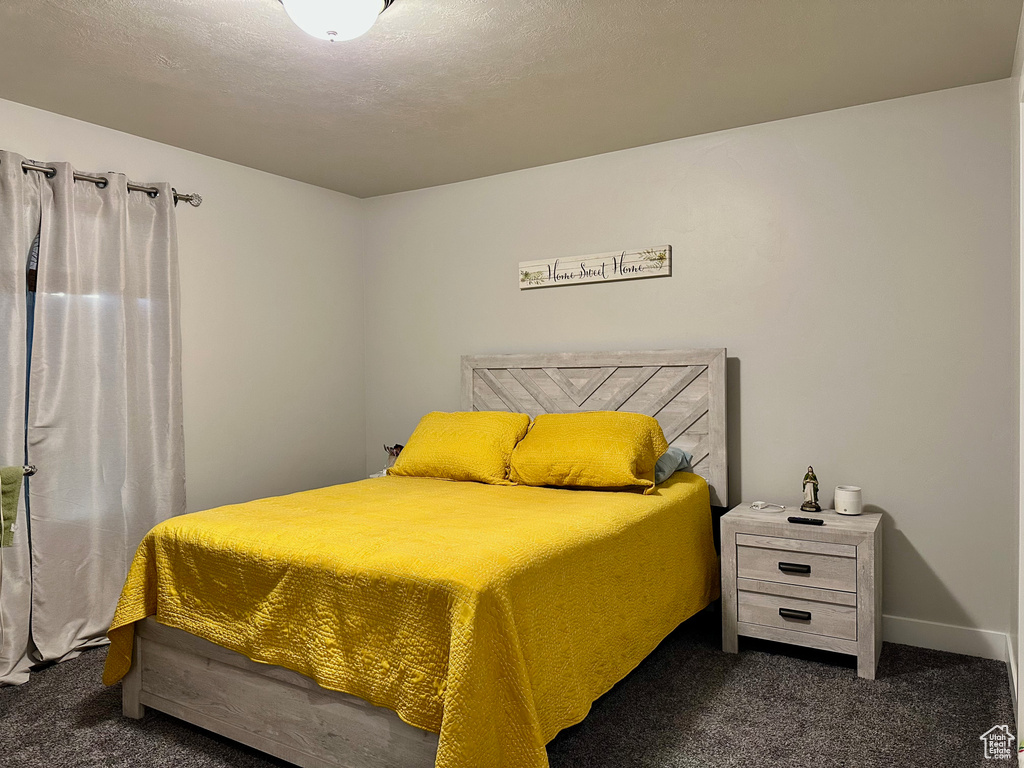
[461,349,728,506]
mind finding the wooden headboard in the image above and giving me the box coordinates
[461,349,728,506]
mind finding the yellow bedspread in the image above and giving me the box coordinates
[104,473,719,768]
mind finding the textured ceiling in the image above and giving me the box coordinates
[0,0,1020,198]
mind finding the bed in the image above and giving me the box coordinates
[105,349,728,768]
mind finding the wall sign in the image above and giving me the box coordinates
[519,245,671,290]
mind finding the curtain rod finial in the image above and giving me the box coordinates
[172,190,202,208]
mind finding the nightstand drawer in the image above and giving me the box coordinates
[737,584,857,640]
[736,537,857,592]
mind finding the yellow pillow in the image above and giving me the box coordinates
[510,411,669,494]
[388,411,531,485]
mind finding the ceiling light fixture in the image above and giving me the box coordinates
[279,0,394,42]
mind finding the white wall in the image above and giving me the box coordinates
[1013,83,1022,713]
[362,80,1017,649]
[0,97,366,513]
[1,79,1016,660]
[1010,83,1021,715]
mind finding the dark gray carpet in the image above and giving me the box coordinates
[1,611,1014,767]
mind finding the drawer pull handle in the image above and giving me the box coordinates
[778,562,811,575]
[779,608,812,621]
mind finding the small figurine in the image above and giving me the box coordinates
[383,444,404,474]
[801,466,821,513]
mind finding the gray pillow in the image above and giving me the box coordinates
[654,447,693,484]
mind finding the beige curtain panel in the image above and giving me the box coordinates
[0,153,41,685]
[0,150,185,684]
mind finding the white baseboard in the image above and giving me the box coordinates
[882,614,1009,662]
[1007,633,1018,718]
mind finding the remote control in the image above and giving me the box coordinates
[788,516,824,526]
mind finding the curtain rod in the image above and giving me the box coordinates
[19,160,202,208]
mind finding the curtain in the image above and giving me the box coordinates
[0,151,40,684]
[0,150,185,680]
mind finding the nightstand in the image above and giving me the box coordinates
[720,504,883,679]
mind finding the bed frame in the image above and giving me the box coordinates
[122,348,728,768]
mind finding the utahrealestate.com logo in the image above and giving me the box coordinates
[978,725,1014,760]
